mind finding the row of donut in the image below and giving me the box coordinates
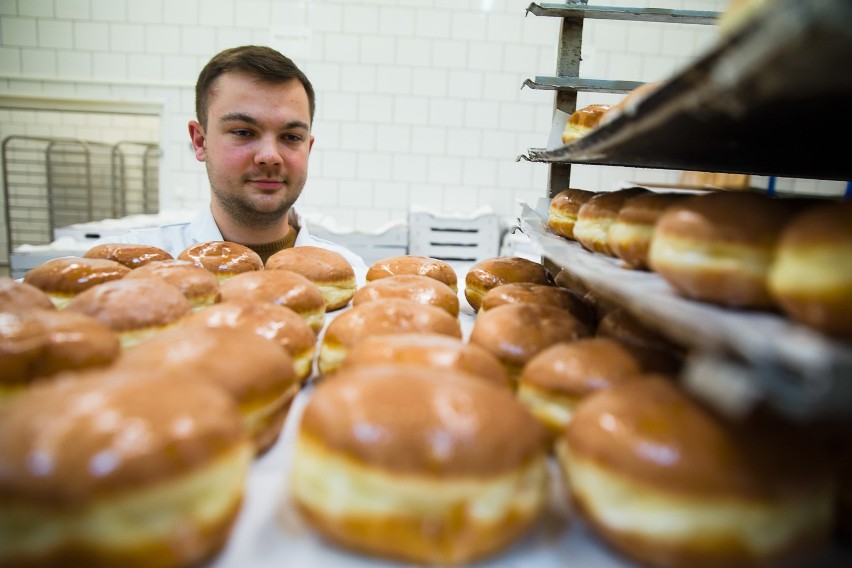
[1,246,848,567]
[548,186,852,340]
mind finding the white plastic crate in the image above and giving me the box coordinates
[408,211,502,262]
[308,223,408,266]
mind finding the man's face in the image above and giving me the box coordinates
[188,72,314,229]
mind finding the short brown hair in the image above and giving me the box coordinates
[195,45,316,128]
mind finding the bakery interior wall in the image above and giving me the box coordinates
[0,0,846,268]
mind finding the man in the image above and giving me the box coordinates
[98,45,367,283]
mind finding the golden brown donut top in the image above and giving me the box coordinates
[0,276,55,311]
[66,278,191,332]
[265,245,355,283]
[0,368,247,505]
[366,255,458,290]
[469,303,591,367]
[300,365,547,476]
[180,299,316,357]
[125,259,220,302]
[549,188,597,217]
[567,104,612,130]
[353,274,459,318]
[341,332,511,389]
[613,192,691,227]
[565,376,833,499]
[323,298,462,349]
[218,269,326,314]
[480,282,595,328]
[465,256,554,294]
[29,309,121,378]
[178,240,263,275]
[577,186,649,222]
[775,199,852,248]
[84,243,173,269]
[117,325,297,402]
[519,338,643,395]
[23,257,130,295]
[0,310,49,385]
[653,192,800,246]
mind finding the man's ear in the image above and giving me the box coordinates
[188,120,207,162]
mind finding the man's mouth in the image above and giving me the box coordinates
[249,178,285,190]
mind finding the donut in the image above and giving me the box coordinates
[767,200,852,338]
[318,299,462,375]
[124,259,220,310]
[554,268,591,298]
[479,282,596,329]
[352,274,459,318]
[289,365,549,565]
[0,368,252,568]
[366,255,458,292]
[179,299,316,382]
[573,187,649,255]
[648,192,799,309]
[0,310,49,396]
[548,188,597,240]
[84,242,173,269]
[178,240,263,282]
[561,104,612,144]
[464,256,554,312]
[65,278,191,348]
[600,82,660,125]
[608,192,691,270]
[0,276,55,311]
[265,246,356,311]
[469,302,591,381]
[28,309,121,381]
[23,257,131,309]
[218,269,326,333]
[595,308,684,374]
[117,325,299,455]
[556,376,835,568]
[339,332,511,389]
[516,338,644,438]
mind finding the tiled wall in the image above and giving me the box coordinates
[0,0,844,247]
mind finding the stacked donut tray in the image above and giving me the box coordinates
[518,198,852,420]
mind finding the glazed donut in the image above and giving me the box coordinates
[469,302,591,381]
[340,332,511,389]
[767,200,852,339]
[117,325,299,455]
[608,192,691,270]
[23,257,130,309]
[180,299,316,382]
[648,192,799,309]
[516,338,644,438]
[548,188,596,240]
[178,240,263,282]
[125,259,220,310]
[289,365,549,565]
[318,298,462,375]
[367,255,458,292]
[28,309,121,381]
[0,310,49,395]
[218,269,326,333]
[595,308,684,374]
[556,376,835,568]
[554,268,592,298]
[0,368,252,568]
[464,256,554,312]
[561,104,612,144]
[65,278,191,348]
[84,242,173,269]
[479,282,596,330]
[353,274,460,318]
[573,187,649,255]
[0,276,55,311]
[266,246,356,311]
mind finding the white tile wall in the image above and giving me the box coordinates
[0,0,845,251]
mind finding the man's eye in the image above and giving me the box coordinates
[283,133,303,142]
[232,129,253,137]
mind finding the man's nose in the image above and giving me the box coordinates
[255,137,282,166]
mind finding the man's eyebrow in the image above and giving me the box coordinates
[219,113,309,131]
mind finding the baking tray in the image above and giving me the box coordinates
[518,198,852,420]
[521,0,852,181]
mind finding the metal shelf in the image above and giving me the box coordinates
[526,3,719,25]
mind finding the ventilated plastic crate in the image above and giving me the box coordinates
[408,212,501,262]
[308,223,408,266]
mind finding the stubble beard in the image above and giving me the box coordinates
[210,176,301,230]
